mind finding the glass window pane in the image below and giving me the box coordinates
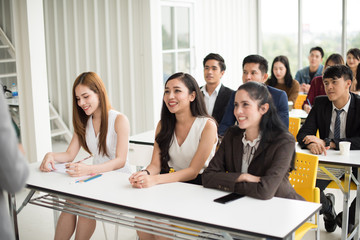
[347,0,360,50]
[261,0,298,75]
[162,6,174,50]
[178,52,190,73]
[176,7,190,49]
[163,53,175,84]
[302,0,342,66]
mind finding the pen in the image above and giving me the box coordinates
[76,174,102,183]
[306,99,311,107]
[84,174,102,182]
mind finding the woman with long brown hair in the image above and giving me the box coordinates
[40,72,131,239]
[129,72,217,240]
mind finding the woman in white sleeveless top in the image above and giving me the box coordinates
[40,72,130,240]
[129,72,217,240]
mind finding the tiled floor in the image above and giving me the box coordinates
[12,140,357,239]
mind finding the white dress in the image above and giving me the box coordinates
[168,117,216,174]
[86,109,131,173]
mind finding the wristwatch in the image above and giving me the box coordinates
[324,138,331,147]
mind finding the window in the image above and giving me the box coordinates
[161,2,193,84]
[302,0,342,65]
[261,0,298,75]
[347,0,360,51]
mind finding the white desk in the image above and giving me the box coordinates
[14,163,321,240]
[296,145,360,240]
[130,130,155,146]
[289,109,308,119]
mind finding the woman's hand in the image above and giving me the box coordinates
[303,104,311,114]
[65,162,91,177]
[129,171,156,188]
[237,173,261,183]
[39,152,56,172]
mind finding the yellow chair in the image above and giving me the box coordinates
[289,117,301,140]
[294,94,307,109]
[289,152,320,240]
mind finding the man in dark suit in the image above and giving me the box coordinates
[297,65,360,233]
[201,53,234,125]
[218,55,289,136]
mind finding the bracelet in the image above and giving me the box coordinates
[141,169,150,175]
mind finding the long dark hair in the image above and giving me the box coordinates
[155,72,210,172]
[267,55,293,88]
[237,82,295,170]
[356,64,360,91]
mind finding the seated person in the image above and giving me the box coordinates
[218,55,288,136]
[295,46,324,93]
[40,72,131,240]
[346,48,360,94]
[201,53,234,124]
[303,53,344,113]
[203,81,303,201]
[297,65,360,233]
[266,55,299,104]
[129,72,218,240]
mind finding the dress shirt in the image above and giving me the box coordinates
[241,133,261,173]
[328,94,351,139]
[201,83,221,116]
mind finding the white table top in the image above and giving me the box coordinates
[130,130,155,145]
[289,109,308,119]
[296,143,360,167]
[27,163,320,239]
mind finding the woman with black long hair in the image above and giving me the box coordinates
[266,55,299,104]
[202,81,303,200]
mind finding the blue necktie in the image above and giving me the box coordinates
[334,109,344,139]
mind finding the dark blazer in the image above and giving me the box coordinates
[218,85,289,135]
[297,93,360,150]
[202,126,303,200]
[201,84,234,124]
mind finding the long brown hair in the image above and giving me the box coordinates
[72,72,111,156]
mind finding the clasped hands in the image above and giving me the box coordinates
[303,135,329,155]
[129,171,155,188]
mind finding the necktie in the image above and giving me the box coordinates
[334,109,344,139]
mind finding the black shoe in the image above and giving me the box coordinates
[336,212,354,234]
[323,193,337,232]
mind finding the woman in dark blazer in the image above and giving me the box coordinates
[202,81,303,200]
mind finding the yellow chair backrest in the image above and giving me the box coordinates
[289,117,301,140]
[294,94,307,109]
[289,152,319,203]
[290,152,320,240]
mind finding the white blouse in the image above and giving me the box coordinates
[168,117,216,174]
[86,109,131,173]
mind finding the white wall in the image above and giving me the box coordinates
[43,0,161,135]
[193,0,258,91]
[42,0,257,135]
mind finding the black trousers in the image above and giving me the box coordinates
[317,167,358,224]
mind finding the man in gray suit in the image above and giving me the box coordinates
[0,92,29,240]
[201,53,234,124]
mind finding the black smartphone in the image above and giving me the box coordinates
[214,192,245,204]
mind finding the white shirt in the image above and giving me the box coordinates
[241,132,261,173]
[201,83,221,116]
[329,94,351,139]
